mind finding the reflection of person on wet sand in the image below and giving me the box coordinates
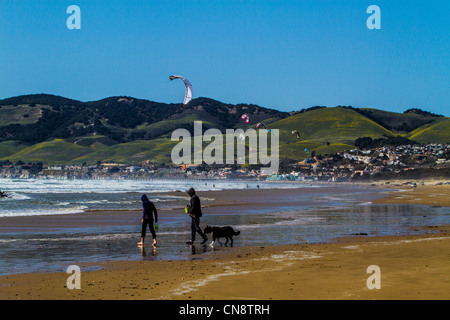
[139,243,157,257]
[137,194,158,247]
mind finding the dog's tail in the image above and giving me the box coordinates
[234,230,240,236]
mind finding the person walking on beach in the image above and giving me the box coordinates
[186,187,208,245]
[138,194,158,247]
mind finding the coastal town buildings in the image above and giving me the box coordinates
[1,144,449,182]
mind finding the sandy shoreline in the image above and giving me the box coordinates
[0,182,449,300]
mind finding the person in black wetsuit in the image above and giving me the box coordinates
[137,194,158,247]
[186,187,208,245]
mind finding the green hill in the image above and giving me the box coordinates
[405,118,450,144]
[0,94,447,165]
[274,107,393,143]
[0,141,29,158]
[270,107,394,158]
[359,108,441,133]
[71,138,177,164]
[4,139,92,164]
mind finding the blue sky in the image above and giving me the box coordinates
[0,0,449,115]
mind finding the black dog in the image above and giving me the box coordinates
[204,226,240,246]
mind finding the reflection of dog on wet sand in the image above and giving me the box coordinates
[204,226,240,246]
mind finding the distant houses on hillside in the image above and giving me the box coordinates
[1,143,449,182]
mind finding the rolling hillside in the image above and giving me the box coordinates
[405,118,450,144]
[274,107,394,144]
[4,139,92,163]
[0,94,447,164]
[0,141,29,159]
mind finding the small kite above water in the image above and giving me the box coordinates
[169,75,193,106]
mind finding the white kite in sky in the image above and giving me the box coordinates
[169,75,193,106]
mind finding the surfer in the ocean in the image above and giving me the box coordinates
[0,190,9,198]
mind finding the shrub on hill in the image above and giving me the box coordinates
[355,135,418,149]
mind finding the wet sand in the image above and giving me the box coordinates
[371,183,450,207]
[0,185,374,233]
[0,183,449,300]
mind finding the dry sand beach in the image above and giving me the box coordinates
[0,182,449,300]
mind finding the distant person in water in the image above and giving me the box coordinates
[186,188,208,245]
[137,194,158,247]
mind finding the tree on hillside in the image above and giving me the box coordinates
[404,108,444,117]
[355,137,373,149]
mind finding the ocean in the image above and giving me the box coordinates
[0,178,448,276]
[0,178,304,217]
